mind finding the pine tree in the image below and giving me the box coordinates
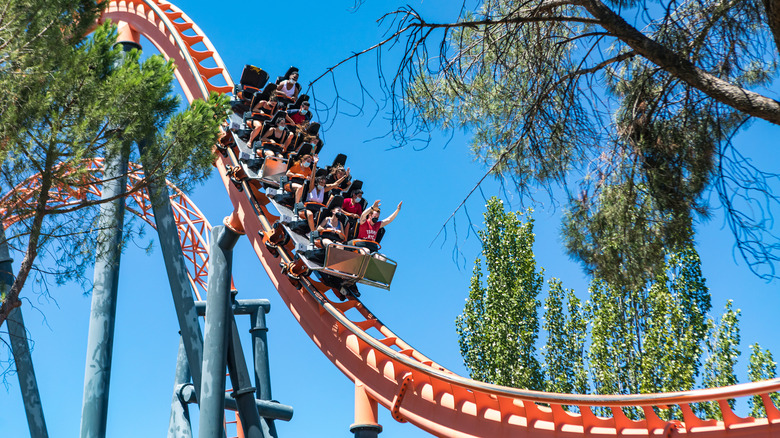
[0,10,228,327]
[348,0,780,281]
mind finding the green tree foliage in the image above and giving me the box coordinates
[336,0,780,282]
[459,200,773,412]
[587,279,642,396]
[697,301,741,419]
[641,245,711,395]
[0,0,103,77]
[0,2,229,327]
[542,279,587,395]
[456,197,543,389]
[747,343,780,418]
[459,199,775,422]
[588,242,710,406]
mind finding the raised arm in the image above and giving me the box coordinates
[379,201,403,228]
[359,200,380,225]
[306,156,319,191]
[325,168,350,191]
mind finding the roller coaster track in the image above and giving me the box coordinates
[4,0,780,436]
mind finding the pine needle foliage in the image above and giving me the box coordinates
[369,0,780,281]
[0,1,229,328]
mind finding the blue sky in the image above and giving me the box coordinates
[2,1,780,437]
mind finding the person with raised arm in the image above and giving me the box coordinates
[352,200,402,254]
[298,168,350,231]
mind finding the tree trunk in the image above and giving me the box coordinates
[0,159,54,329]
[763,0,780,57]
[579,0,780,125]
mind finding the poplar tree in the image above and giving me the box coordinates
[456,197,543,389]
[542,279,587,395]
[747,344,780,418]
[458,200,773,422]
[588,241,710,416]
[697,301,741,419]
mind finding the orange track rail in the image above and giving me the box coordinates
[5,1,780,436]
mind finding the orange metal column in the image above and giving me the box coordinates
[116,21,140,48]
[350,379,382,438]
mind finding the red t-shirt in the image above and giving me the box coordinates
[290,112,306,125]
[342,198,363,216]
[358,219,382,241]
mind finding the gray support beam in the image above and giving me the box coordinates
[7,308,48,438]
[140,142,205,397]
[177,384,293,421]
[250,308,272,401]
[194,300,270,316]
[80,140,130,438]
[2,225,48,438]
[199,225,240,438]
[168,338,193,438]
[194,298,281,435]
[227,315,264,438]
[79,40,142,438]
[4,222,48,437]
[249,308,277,437]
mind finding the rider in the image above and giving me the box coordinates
[316,207,347,247]
[353,200,402,254]
[288,100,312,126]
[286,154,315,202]
[246,94,279,129]
[325,165,350,195]
[298,170,350,231]
[276,68,300,104]
[252,112,292,158]
[342,189,364,236]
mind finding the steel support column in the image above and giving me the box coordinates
[227,315,264,438]
[2,225,48,438]
[168,338,193,438]
[7,308,48,438]
[199,225,240,438]
[249,306,277,437]
[80,130,130,438]
[140,143,205,398]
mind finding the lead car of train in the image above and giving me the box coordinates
[216,64,397,300]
